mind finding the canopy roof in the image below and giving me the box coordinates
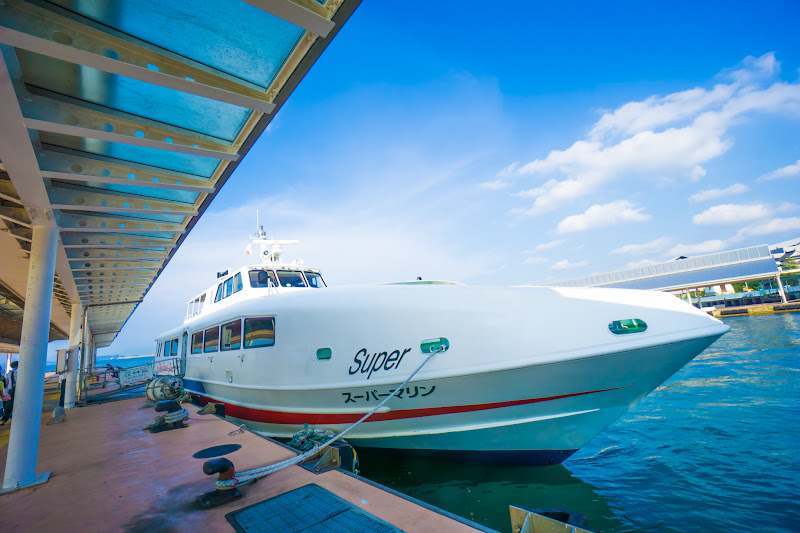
[0,0,359,348]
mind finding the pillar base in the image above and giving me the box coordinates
[0,471,51,494]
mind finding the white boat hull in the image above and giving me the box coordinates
[173,284,728,464]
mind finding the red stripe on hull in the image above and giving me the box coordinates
[192,386,625,425]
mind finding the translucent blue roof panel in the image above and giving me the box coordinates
[46,0,304,89]
[39,132,222,177]
[19,52,250,142]
[81,182,201,204]
[106,212,188,224]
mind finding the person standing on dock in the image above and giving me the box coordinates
[0,365,5,419]
[1,361,18,425]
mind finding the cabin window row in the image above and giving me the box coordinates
[190,317,275,354]
[249,269,325,289]
[158,338,179,357]
[214,272,244,303]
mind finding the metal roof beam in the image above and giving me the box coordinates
[75,274,157,281]
[79,290,147,298]
[60,233,176,248]
[75,278,150,285]
[66,249,166,260]
[242,0,335,37]
[39,149,215,193]
[1,226,32,242]
[0,45,54,227]
[57,212,186,233]
[47,185,198,216]
[0,0,276,112]
[71,266,161,272]
[20,94,238,160]
[0,206,31,228]
[0,45,80,305]
[70,258,164,266]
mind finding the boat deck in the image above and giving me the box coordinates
[0,395,492,532]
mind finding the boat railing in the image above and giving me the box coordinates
[118,357,181,388]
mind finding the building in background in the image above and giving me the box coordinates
[548,239,800,308]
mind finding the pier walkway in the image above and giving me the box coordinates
[0,396,492,532]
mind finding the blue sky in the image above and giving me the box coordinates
[47,0,800,358]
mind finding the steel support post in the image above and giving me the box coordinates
[78,308,88,400]
[89,336,96,370]
[64,302,82,408]
[2,225,57,492]
[776,274,788,303]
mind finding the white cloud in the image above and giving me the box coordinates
[479,179,510,190]
[557,200,651,234]
[610,237,673,255]
[532,239,567,252]
[758,159,800,181]
[523,256,547,265]
[692,204,770,225]
[508,53,800,215]
[689,183,749,202]
[589,84,737,140]
[497,161,520,177]
[736,217,800,238]
[552,259,588,270]
[626,258,659,268]
[668,240,728,257]
[690,165,707,182]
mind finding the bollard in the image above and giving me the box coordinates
[197,458,243,509]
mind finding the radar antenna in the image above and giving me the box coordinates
[244,215,299,265]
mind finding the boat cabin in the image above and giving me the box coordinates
[184,265,327,321]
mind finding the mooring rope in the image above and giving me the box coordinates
[215,345,443,489]
[143,407,189,431]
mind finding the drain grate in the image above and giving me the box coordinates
[226,483,401,533]
[192,444,242,459]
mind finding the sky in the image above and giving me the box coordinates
[46,0,800,358]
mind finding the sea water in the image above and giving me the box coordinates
[357,313,800,533]
[43,355,155,373]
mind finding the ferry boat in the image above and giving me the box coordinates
[155,227,730,464]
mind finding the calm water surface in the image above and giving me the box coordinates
[357,313,800,533]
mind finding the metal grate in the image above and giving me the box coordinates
[226,483,401,533]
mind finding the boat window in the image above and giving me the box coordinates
[233,272,243,294]
[191,332,203,354]
[304,272,326,288]
[223,277,233,298]
[221,319,242,351]
[156,342,162,357]
[244,317,275,348]
[204,326,219,352]
[170,339,178,356]
[214,283,224,303]
[249,269,277,288]
[276,270,307,288]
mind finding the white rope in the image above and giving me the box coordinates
[215,346,443,489]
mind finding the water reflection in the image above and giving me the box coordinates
[355,314,800,533]
[356,448,627,532]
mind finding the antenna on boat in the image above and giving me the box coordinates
[245,211,299,265]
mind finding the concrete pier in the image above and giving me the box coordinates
[0,395,492,532]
